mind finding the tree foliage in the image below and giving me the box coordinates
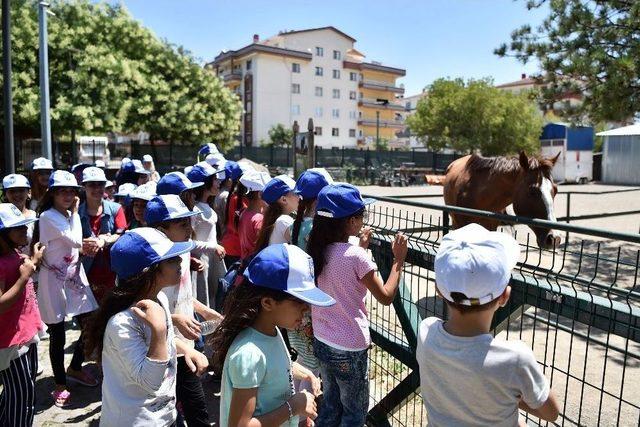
[495,0,640,123]
[267,123,293,147]
[406,78,543,155]
[0,0,242,148]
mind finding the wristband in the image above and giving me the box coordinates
[285,400,293,420]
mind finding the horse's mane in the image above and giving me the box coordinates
[466,154,554,177]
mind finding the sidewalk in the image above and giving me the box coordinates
[31,323,221,426]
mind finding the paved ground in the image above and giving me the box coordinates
[13,182,640,426]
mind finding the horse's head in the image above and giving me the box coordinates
[512,151,562,249]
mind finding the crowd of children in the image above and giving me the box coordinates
[0,146,559,426]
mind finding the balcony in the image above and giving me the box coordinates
[358,118,405,129]
[359,79,404,94]
[358,98,405,111]
[222,71,242,83]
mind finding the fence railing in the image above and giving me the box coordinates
[361,195,640,426]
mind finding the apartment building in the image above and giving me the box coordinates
[207,26,405,148]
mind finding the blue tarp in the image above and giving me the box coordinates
[540,123,594,151]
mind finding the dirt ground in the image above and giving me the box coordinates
[17,182,640,426]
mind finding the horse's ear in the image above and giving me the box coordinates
[551,151,561,165]
[519,151,529,170]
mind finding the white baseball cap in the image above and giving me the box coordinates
[240,170,271,193]
[3,174,31,190]
[121,157,132,165]
[184,166,194,175]
[132,159,151,175]
[142,154,153,163]
[435,223,520,306]
[94,160,106,168]
[0,203,38,230]
[131,181,157,201]
[82,166,107,183]
[105,180,116,188]
[32,157,53,170]
[49,170,81,188]
[115,183,137,197]
[205,153,226,168]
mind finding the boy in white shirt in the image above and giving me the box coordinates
[416,223,560,427]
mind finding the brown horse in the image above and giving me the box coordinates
[430,151,562,248]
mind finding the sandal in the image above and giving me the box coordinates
[66,368,99,387]
[52,389,72,408]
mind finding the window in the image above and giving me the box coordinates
[315,107,323,118]
[350,72,358,81]
[291,104,300,115]
[292,83,300,94]
[315,127,322,136]
[315,67,323,76]
[332,69,340,79]
[315,86,323,97]
[359,129,363,137]
[349,91,356,100]
[246,60,252,71]
[332,108,340,118]
[316,46,324,56]
[332,128,339,137]
[405,101,411,110]
[333,50,341,60]
[292,63,300,73]
[349,111,357,119]
[349,129,356,138]
[333,89,340,99]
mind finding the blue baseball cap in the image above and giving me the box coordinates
[223,161,242,181]
[157,172,203,195]
[49,170,81,188]
[294,169,331,200]
[262,174,297,204]
[144,194,199,225]
[186,162,225,183]
[244,244,336,307]
[198,143,219,157]
[111,227,195,280]
[0,203,38,230]
[316,183,375,219]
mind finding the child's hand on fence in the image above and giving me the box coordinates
[392,233,408,262]
[359,227,373,249]
[290,390,318,419]
[132,299,167,335]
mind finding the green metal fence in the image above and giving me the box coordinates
[362,195,640,426]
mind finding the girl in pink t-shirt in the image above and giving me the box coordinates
[0,204,45,427]
[306,183,407,426]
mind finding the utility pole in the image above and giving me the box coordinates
[39,2,54,160]
[3,0,15,173]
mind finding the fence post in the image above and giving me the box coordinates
[307,118,315,169]
[412,148,415,163]
[365,148,370,182]
[565,192,571,242]
[432,151,437,173]
[341,146,345,167]
[269,144,274,165]
[442,211,450,236]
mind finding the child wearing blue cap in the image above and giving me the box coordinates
[307,183,408,426]
[218,161,246,268]
[0,204,45,427]
[84,227,208,426]
[210,243,335,427]
[145,195,223,426]
[33,171,99,407]
[254,174,299,252]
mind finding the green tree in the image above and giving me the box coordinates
[406,78,543,155]
[495,0,640,123]
[0,0,242,148]
[267,124,293,147]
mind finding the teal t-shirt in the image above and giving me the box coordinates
[220,327,297,427]
[291,217,313,250]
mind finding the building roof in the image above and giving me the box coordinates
[495,76,541,89]
[596,124,640,137]
[343,60,406,76]
[207,44,312,67]
[278,26,356,42]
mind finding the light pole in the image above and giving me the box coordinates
[3,0,15,173]
[39,1,55,160]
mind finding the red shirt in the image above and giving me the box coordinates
[239,209,263,259]
[220,194,248,257]
[87,206,127,302]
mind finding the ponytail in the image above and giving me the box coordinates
[254,202,285,253]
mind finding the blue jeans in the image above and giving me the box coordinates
[313,338,369,427]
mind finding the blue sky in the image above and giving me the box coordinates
[116,0,549,96]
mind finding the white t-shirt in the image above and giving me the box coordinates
[416,317,549,427]
[160,253,195,350]
[268,215,294,245]
[37,209,97,324]
[100,292,177,427]
[191,201,218,253]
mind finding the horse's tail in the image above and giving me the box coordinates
[424,174,445,185]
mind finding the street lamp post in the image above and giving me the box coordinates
[39,1,54,160]
[3,0,15,173]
